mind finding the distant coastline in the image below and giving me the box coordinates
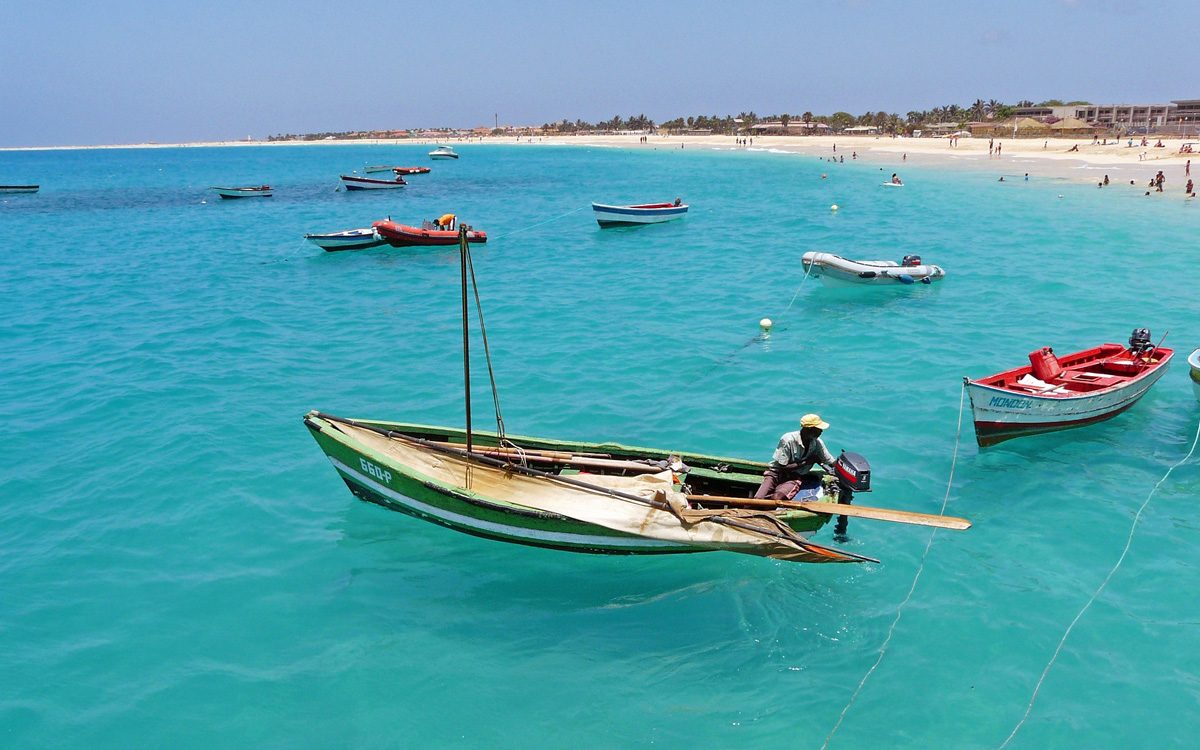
[2,133,1194,189]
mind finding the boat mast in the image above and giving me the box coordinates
[460,225,472,456]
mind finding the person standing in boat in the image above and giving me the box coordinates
[754,414,837,500]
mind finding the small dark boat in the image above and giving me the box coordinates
[393,167,431,176]
[0,185,40,194]
[340,174,407,191]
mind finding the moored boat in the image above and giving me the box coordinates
[966,329,1173,447]
[801,252,945,286]
[0,185,39,194]
[364,165,396,173]
[1189,348,1200,403]
[592,200,688,227]
[373,218,486,247]
[340,174,407,191]
[393,166,431,175]
[211,185,272,199]
[304,227,386,252]
[429,146,459,160]
[303,227,970,564]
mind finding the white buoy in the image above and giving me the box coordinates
[760,318,773,330]
[831,204,839,211]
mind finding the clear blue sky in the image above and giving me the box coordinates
[1,0,1194,147]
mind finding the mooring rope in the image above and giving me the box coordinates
[820,381,967,750]
[997,415,1200,749]
[685,260,816,386]
[260,239,309,265]
[488,205,588,241]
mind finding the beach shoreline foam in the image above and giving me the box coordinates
[2,133,1193,187]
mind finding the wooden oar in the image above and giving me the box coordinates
[687,495,971,530]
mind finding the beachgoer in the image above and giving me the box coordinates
[1024,173,1029,181]
[998,177,1005,182]
[753,415,837,500]
[1103,175,1109,186]
[903,153,906,161]
[996,143,1002,155]
[891,173,902,185]
[1068,145,1079,152]
[1186,179,1194,196]
[1187,160,1191,176]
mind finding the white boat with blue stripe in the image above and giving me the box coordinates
[592,200,688,227]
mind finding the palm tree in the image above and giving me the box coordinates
[780,113,791,132]
[987,99,1001,116]
[802,111,812,134]
[971,99,986,121]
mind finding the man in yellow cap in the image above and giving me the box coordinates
[753,414,837,500]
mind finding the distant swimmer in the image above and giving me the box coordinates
[891,173,903,185]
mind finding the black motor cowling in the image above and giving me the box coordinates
[835,451,871,493]
[902,254,922,267]
[1129,328,1153,354]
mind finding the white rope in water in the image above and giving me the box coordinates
[489,205,588,241]
[998,416,1200,749]
[773,259,815,332]
[261,239,310,265]
[820,382,967,750]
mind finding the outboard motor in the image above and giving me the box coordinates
[834,451,871,504]
[1129,328,1153,355]
[902,254,922,267]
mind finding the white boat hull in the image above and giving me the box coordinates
[591,203,688,227]
[429,147,459,159]
[305,228,385,252]
[967,363,1171,446]
[801,252,944,286]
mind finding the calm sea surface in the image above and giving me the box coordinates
[2,144,1199,748]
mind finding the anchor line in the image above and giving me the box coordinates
[998,415,1200,749]
[820,381,966,750]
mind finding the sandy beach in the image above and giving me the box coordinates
[5,132,1196,192]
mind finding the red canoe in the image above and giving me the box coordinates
[373,220,487,247]
[966,330,1172,446]
[392,167,432,175]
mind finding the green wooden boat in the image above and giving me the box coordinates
[304,227,968,565]
[304,411,872,563]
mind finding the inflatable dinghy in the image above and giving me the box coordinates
[801,252,945,286]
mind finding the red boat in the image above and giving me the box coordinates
[965,329,1173,446]
[392,167,432,176]
[373,219,487,247]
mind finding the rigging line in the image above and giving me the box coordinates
[772,257,816,333]
[488,205,589,241]
[820,381,967,750]
[997,415,1200,749]
[464,238,506,445]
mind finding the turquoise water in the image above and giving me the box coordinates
[2,143,1199,748]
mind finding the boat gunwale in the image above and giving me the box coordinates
[304,411,817,523]
[968,345,1173,397]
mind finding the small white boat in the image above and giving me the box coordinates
[801,252,944,286]
[0,185,39,194]
[363,165,395,174]
[592,201,688,227]
[340,174,407,191]
[304,228,386,252]
[211,185,272,199]
[429,146,459,160]
[1189,348,1200,403]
